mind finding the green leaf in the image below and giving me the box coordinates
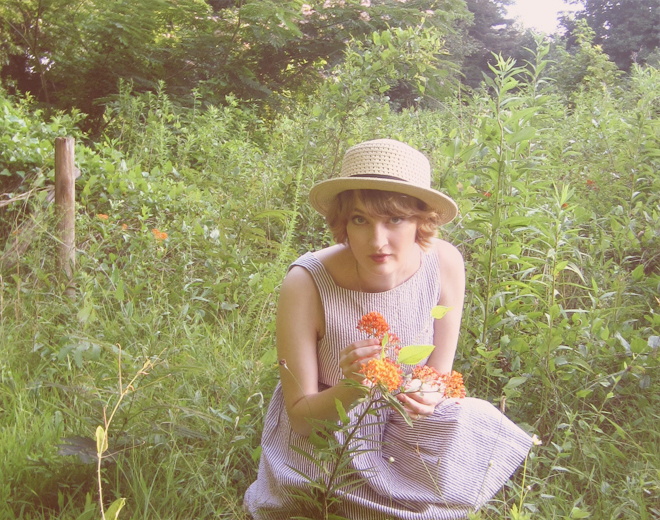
[259,348,278,366]
[308,431,329,449]
[507,126,536,145]
[430,306,452,320]
[104,498,126,520]
[115,279,124,302]
[96,426,108,456]
[569,506,591,519]
[397,344,435,365]
[251,446,262,463]
[77,302,93,323]
[504,376,528,389]
[554,261,569,275]
[335,398,349,425]
[632,264,645,282]
[576,389,593,398]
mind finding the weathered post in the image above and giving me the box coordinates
[54,137,76,293]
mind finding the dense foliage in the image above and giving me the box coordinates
[1,23,659,520]
[563,0,660,71]
[0,0,470,122]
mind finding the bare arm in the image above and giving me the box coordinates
[277,266,380,436]
[397,240,466,415]
[427,239,466,373]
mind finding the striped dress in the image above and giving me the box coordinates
[244,250,533,519]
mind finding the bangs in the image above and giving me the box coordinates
[351,190,428,217]
[326,190,442,249]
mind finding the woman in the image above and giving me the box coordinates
[244,139,532,519]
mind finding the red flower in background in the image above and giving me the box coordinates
[152,228,168,241]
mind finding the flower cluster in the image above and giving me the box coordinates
[412,365,441,384]
[97,213,109,221]
[441,371,467,399]
[356,313,466,399]
[360,358,402,392]
[152,228,168,241]
[357,311,401,358]
[357,311,390,341]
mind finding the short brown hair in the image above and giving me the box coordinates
[325,190,442,249]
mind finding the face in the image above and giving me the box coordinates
[346,195,419,282]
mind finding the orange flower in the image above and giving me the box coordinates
[97,214,109,220]
[586,179,595,186]
[121,223,128,230]
[152,228,167,241]
[412,365,441,384]
[359,358,403,392]
[484,191,491,198]
[357,312,390,341]
[441,370,467,398]
[561,203,568,209]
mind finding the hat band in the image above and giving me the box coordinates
[348,174,409,182]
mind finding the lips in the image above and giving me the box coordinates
[369,254,390,263]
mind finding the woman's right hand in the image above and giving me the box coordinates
[338,339,382,382]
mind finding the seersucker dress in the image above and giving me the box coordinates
[244,250,533,519]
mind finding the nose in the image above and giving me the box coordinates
[369,222,388,250]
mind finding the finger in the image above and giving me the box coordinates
[403,389,440,405]
[348,344,381,364]
[340,339,380,355]
[397,394,434,416]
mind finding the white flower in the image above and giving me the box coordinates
[532,434,543,446]
[301,4,313,16]
[361,0,371,6]
[359,11,370,21]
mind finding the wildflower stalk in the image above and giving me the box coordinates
[321,394,378,516]
[96,345,157,520]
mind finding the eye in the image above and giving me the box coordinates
[351,215,367,225]
[389,216,405,224]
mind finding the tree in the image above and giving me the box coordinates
[563,0,660,71]
[0,0,471,122]
[551,18,621,101]
[457,0,525,87]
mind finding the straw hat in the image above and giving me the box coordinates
[309,139,458,225]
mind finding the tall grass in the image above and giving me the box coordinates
[1,39,659,519]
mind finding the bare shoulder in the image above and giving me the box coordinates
[281,264,319,301]
[430,238,464,271]
[279,263,325,338]
[312,244,350,266]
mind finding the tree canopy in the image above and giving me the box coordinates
[0,0,470,121]
[563,0,660,70]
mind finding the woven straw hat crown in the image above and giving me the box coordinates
[309,139,458,225]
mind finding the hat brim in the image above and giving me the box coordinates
[309,177,458,226]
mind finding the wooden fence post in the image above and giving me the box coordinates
[55,137,76,292]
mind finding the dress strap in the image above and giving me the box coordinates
[289,252,338,301]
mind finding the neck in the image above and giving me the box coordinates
[354,246,421,293]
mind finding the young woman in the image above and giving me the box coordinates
[244,139,532,519]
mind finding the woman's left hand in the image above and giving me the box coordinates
[396,381,444,419]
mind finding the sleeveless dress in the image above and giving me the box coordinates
[244,250,533,519]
